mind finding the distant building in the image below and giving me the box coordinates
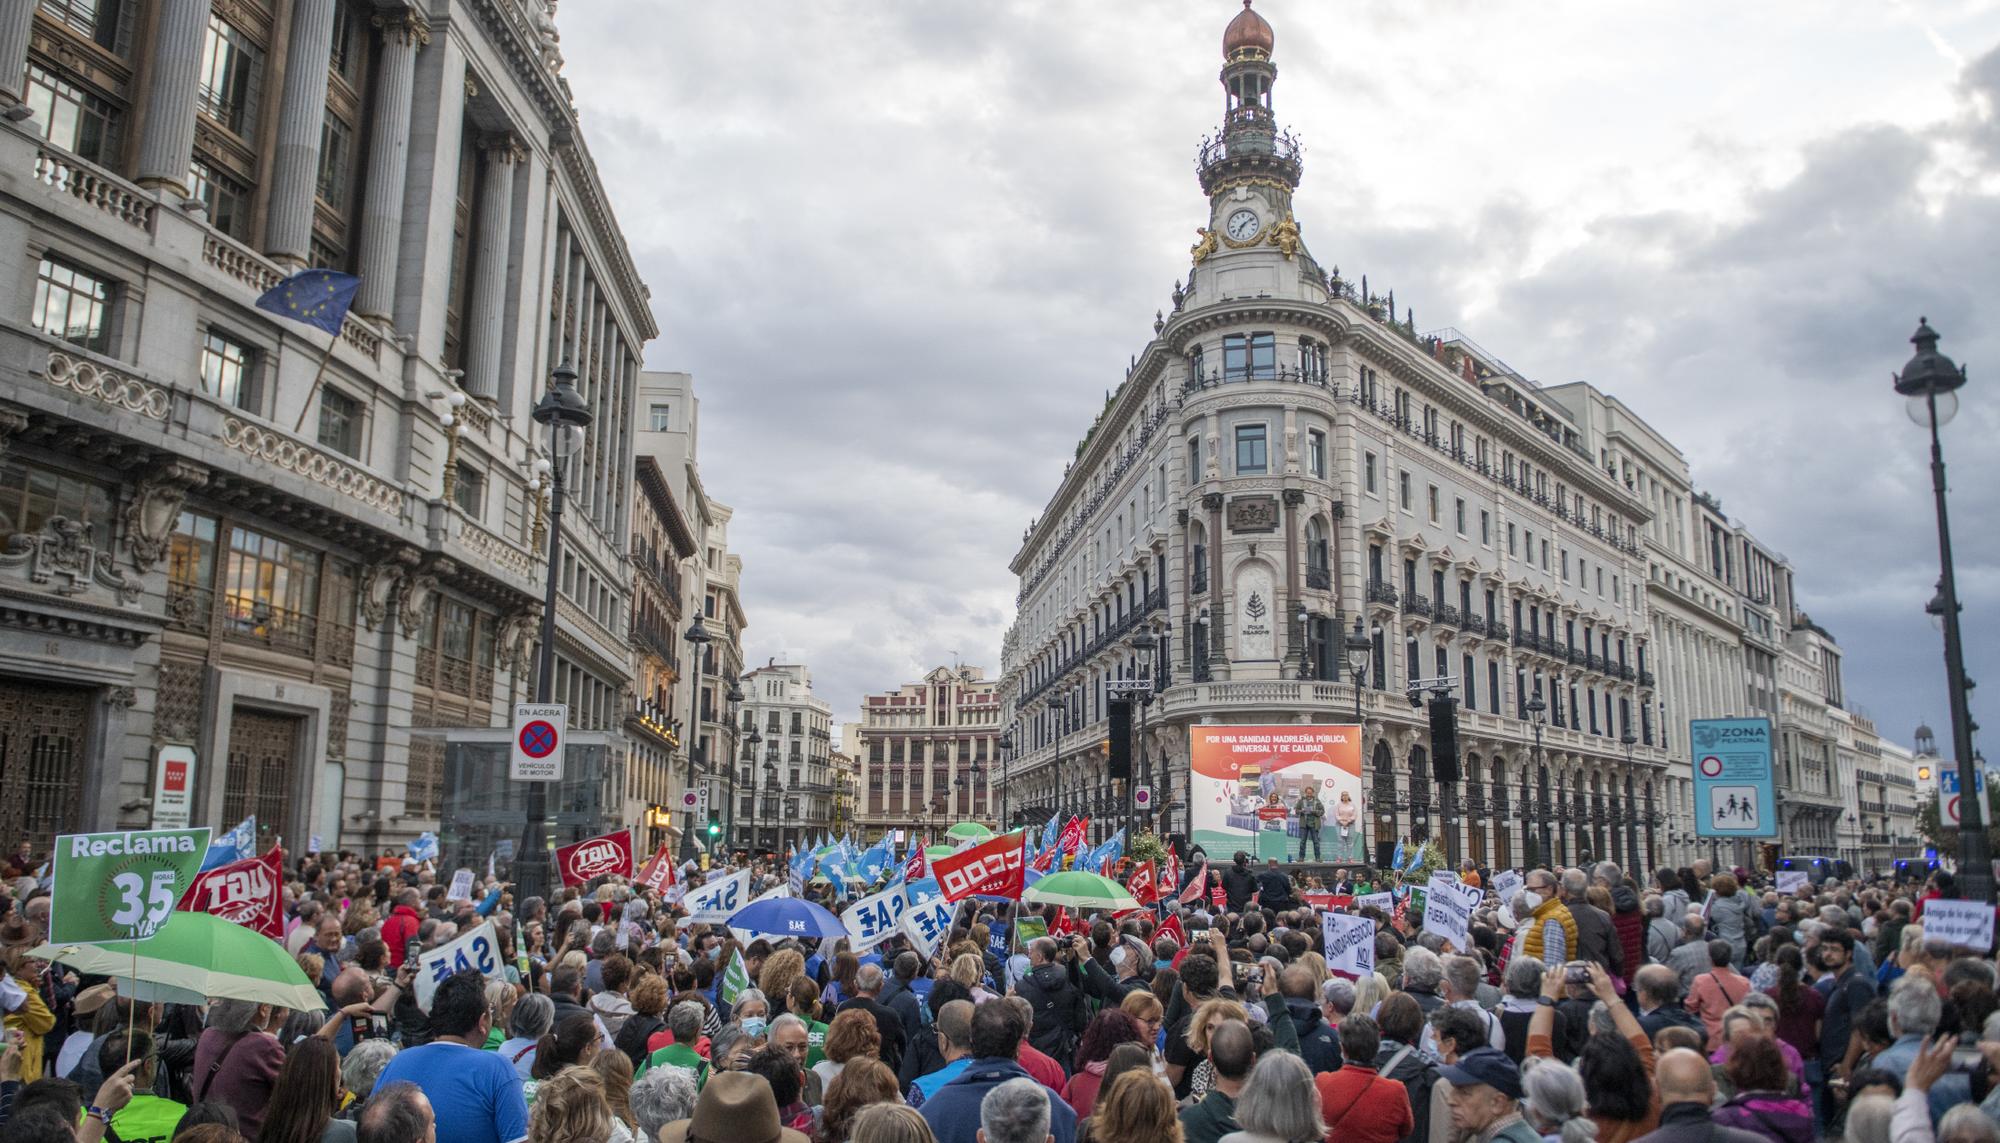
[854,667,1002,838]
[737,661,833,854]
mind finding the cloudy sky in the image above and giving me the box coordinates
[559,1,1999,754]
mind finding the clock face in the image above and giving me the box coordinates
[1225,209,1261,241]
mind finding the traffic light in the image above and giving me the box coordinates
[706,818,722,839]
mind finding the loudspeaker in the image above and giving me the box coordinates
[1375,840,1398,868]
[1107,700,1132,780]
[1429,697,1461,783]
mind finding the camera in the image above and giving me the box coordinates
[1564,961,1590,985]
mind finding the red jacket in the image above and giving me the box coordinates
[381,904,422,967]
[1017,1042,1066,1093]
[1316,1064,1414,1143]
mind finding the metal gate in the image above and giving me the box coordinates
[224,710,298,848]
[0,681,89,855]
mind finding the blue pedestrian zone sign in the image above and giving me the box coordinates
[1690,717,1777,838]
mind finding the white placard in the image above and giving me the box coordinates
[510,703,567,782]
[1357,891,1393,911]
[1322,912,1375,976]
[1491,870,1524,906]
[754,883,792,903]
[841,881,910,952]
[307,834,322,856]
[903,896,956,958]
[151,746,195,831]
[413,921,503,1010]
[683,868,751,924]
[1775,870,1809,895]
[446,869,474,901]
[1422,873,1482,948]
[1922,899,1995,952]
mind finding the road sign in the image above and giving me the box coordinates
[151,746,195,830]
[1690,718,1776,838]
[1134,785,1152,810]
[510,703,566,782]
[1940,768,1984,826]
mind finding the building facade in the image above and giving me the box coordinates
[627,450,695,853]
[736,660,833,855]
[854,666,1000,839]
[0,0,654,857]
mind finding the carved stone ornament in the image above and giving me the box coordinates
[123,460,209,573]
[0,517,140,604]
[1227,495,1280,534]
[395,557,457,638]
[498,609,540,675]
[105,685,136,709]
[358,547,422,631]
[0,405,29,459]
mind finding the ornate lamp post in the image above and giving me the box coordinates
[1894,319,1987,902]
[1527,693,1549,868]
[515,362,591,904]
[997,730,1014,828]
[744,727,763,852]
[679,616,712,862]
[1132,627,1158,837]
[722,676,744,854]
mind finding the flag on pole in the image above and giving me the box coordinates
[254,269,361,336]
[1128,860,1158,905]
[1040,814,1061,857]
[903,840,928,884]
[1157,912,1187,950]
[719,947,751,1008]
[200,816,257,872]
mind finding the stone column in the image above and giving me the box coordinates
[462,135,522,399]
[0,0,34,104]
[354,9,428,320]
[263,0,337,265]
[134,0,212,192]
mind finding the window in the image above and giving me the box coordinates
[1596,567,1605,596]
[316,113,351,210]
[23,64,123,164]
[188,157,251,240]
[200,330,257,411]
[1479,510,1491,545]
[32,256,111,353]
[0,459,114,546]
[1188,436,1201,484]
[453,463,483,517]
[316,389,363,458]
[1454,497,1466,535]
[1507,523,1517,555]
[649,404,672,431]
[1307,429,1326,479]
[39,0,134,53]
[1234,424,1267,474]
[1427,484,1440,524]
[1364,452,1378,494]
[223,524,321,633]
[1541,539,1550,570]
[1223,334,1247,380]
[1190,344,1205,383]
[1398,470,1411,511]
[1561,549,1570,582]
[196,13,263,136]
[1248,332,1275,379]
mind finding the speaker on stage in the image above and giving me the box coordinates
[1107,700,1132,780]
[1430,696,1461,783]
[1375,840,1397,868]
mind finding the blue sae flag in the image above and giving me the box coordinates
[201,815,257,871]
[254,269,360,336]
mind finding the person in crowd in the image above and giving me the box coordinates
[356,1081,435,1143]
[980,1077,1058,1143]
[1372,992,1438,1142]
[499,993,556,1080]
[851,1103,940,1143]
[1705,875,1757,969]
[839,965,910,1075]
[1709,1038,1812,1143]
[1528,962,1658,1143]
[660,1070,811,1143]
[1634,966,1702,1044]
[646,1000,712,1083]
[591,1047,640,1141]
[1221,855,1258,915]
[1092,1070,1183,1143]
[260,1036,356,1143]
[1313,1014,1412,1143]
[920,1002,1078,1143]
[1517,870,1579,967]
[1440,1047,1537,1143]
[823,1058,903,1143]
[1666,916,1712,995]
[94,1029,186,1143]
[1179,1019,1252,1143]
[1016,939,1087,1069]
[814,1007,884,1094]
[370,971,529,1143]
[1562,870,1622,979]
[339,1041,397,1120]
[1060,1009,1142,1118]
[1520,1057,1596,1143]
[1629,1050,1765,1143]
[630,1064,697,1143]
[190,998,288,1140]
[1686,941,1753,1052]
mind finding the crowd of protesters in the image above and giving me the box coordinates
[0,842,1991,1143]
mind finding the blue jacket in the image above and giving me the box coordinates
[919,1058,1078,1143]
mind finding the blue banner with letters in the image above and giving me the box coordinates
[1690,717,1777,838]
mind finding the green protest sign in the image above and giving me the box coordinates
[52,828,211,944]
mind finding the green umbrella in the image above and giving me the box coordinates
[925,845,957,859]
[1023,870,1139,911]
[30,912,322,1011]
[945,822,994,842]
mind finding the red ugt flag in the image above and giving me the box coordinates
[1162,851,1181,895]
[1059,816,1089,858]
[932,831,1026,902]
[1128,860,1158,905]
[904,840,928,884]
[636,845,676,893]
[1157,912,1187,950]
[555,828,634,887]
[1047,907,1074,937]
[178,847,283,939]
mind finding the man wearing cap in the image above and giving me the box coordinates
[661,1070,811,1143]
[1440,1047,1537,1143]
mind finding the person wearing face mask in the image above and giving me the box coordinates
[1079,936,1153,1004]
[1512,872,1580,969]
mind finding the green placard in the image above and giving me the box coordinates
[52,828,211,945]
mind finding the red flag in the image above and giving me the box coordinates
[1162,852,1181,894]
[1157,912,1187,949]
[1179,866,1207,904]
[1030,845,1055,873]
[1047,907,1074,937]
[554,828,634,887]
[178,847,283,939]
[932,831,1026,902]
[636,845,676,893]
[1059,816,1089,858]
[903,840,928,884]
[1210,885,1226,909]
[1128,860,1158,905]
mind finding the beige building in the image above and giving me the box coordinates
[854,667,1001,839]
[736,660,833,854]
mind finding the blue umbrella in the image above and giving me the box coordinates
[727,896,846,940]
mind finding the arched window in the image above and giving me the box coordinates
[1371,740,1397,852]
[1305,517,1330,589]
[1191,521,1208,594]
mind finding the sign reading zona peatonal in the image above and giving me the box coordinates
[511,703,567,782]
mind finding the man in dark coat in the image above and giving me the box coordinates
[1256,859,1294,912]
[835,963,908,1073]
[1561,868,1622,978]
[1632,1049,1768,1143]
[1279,965,1340,1074]
[1221,852,1259,913]
[1013,938,1086,1067]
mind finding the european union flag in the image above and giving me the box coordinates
[254,269,360,336]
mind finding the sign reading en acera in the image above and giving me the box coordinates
[53,828,211,945]
[511,703,566,782]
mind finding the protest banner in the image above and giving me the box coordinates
[1775,871,1809,895]
[1422,873,1481,948]
[1357,891,1393,911]
[1922,899,1996,952]
[1322,912,1375,976]
[903,896,955,958]
[176,847,282,939]
[1491,870,1524,905]
[1128,860,1158,905]
[414,921,503,1009]
[1157,913,1187,949]
[933,833,1026,902]
[446,869,475,902]
[1301,892,1352,911]
[683,868,751,924]
[840,881,910,952]
[53,827,212,944]
[554,828,633,887]
[637,846,675,893]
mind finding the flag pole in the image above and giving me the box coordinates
[289,334,341,435]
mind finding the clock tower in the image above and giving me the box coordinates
[1189,1,1324,306]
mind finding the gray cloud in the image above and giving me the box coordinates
[559,3,1998,747]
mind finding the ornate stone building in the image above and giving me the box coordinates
[736,661,833,855]
[0,0,654,855]
[853,666,1000,839]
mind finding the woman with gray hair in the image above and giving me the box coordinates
[1520,1057,1597,1143]
[1221,1050,1323,1143]
[500,993,557,1079]
[629,1065,697,1141]
[1497,954,1548,1063]
[337,1039,398,1119]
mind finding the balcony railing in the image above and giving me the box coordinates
[1367,579,1398,606]
[1405,594,1432,619]
[1488,621,1510,642]
[1463,614,1487,636]
[223,601,317,657]
[166,583,213,635]
[1434,603,1460,628]
[1306,566,1331,590]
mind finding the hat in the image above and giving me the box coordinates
[73,983,117,1017]
[0,916,34,948]
[1439,1047,1522,1100]
[659,1072,809,1143]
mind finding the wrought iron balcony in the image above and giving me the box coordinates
[1488,621,1510,642]
[1434,603,1460,628]
[1513,628,1533,649]
[1586,652,1604,673]
[1617,663,1635,681]
[1639,670,1655,687]
[1463,614,1487,636]
[1367,579,1399,606]
[1405,594,1432,619]
[1565,645,1584,666]
[1306,566,1332,590]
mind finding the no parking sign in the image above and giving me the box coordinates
[511,703,566,781]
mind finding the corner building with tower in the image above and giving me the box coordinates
[1000,1,1675,872]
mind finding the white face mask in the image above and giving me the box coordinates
[1520,891,1543,912]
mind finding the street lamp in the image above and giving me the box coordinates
[744,728,762,853]
[997,731,1014,828]
[1621,732,1639,875]
[1527,693,1549,867]
[679,615,713,862]
[1132,627,1158,838]
[1296,604,1313,680]
[1894,318,1986,903]
[518,361,591,904]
